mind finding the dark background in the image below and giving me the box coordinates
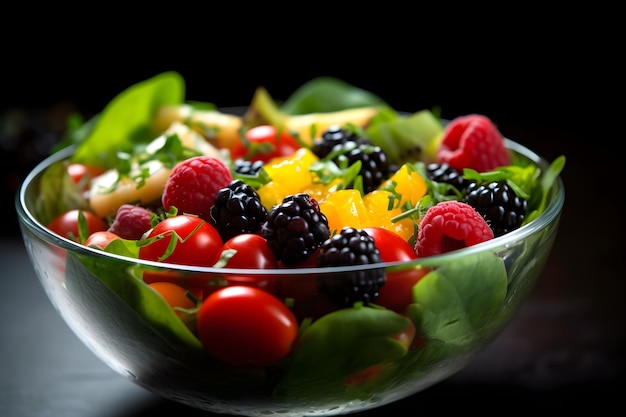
[1,26,624,415]
[1,38,615,233]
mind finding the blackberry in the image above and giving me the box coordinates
[330,141,390,194]
[210,179,268,242]
[232,158,264,176]
[317,227,385,308]
[311,125,371,159]
[463,181,527,237]
[261,193,330,266]
[425,162,468,192]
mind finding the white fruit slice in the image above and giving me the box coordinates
[89,159,170,218]
[88,122,228,218]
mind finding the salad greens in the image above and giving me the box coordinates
[409,251,508,346]
[279,76,389,114]
[56,71,185,168]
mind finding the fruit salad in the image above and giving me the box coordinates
[29,71,565,403]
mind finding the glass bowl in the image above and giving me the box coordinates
[16,139,564,417]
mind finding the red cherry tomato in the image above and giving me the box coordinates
[67,163,105,191]
[362,227,429,312]
[362,227,417,264]
[231,125,301,163]
[211,233,280,294]
[47,209,108,242]
[138,215,222,267]
[197,286,299,368]
[218,234,278,269]
[84,230,121,249]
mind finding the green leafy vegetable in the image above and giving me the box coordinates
[410,251,508,346]
[278,306,409,396]
[66,252,203,351]
[35,160,89,225]
[280,77,389,114]
[67,71,185,168]
[366,108,444,166]
[534,155,565,219]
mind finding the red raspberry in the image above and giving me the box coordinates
[108,204,153,240]
[414,201,494,258]
[437,114,511,172]
[162,156,233,222]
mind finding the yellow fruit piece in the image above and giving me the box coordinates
[152,104,243,151]
[284,107,379,146]
[256,148,319,210]
[243,86,379,146]
[319,189,372,234]
[256,182,291,211]
[300,178,342,204]
[426,131,444,161]
[362,190,416,242]
[378,163,427,208]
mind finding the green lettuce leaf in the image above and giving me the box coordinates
[410,251,508,346]
[35,160,89,225]
[279,76,389,114]
[66,253,203,351]
[69,71,185,168]
[277,306,409,398]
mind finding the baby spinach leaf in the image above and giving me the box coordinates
[411,251,507,346]
[278,306,409,396]
[67,253,203,351]
[280,77,389,114]
[35,160,89,225]
[102,238,140,258]
[70,71,185,168]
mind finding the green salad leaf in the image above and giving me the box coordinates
[279,76,389,114]
[277,306,409,397]
[67,71,185,168]
[66,252,203,351]
[366,108,444,165]
[410,251,508,346]
[35,160,89,226]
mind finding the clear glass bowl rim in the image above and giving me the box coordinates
[15,138,565,276]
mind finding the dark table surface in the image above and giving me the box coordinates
[1,99,624,415]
